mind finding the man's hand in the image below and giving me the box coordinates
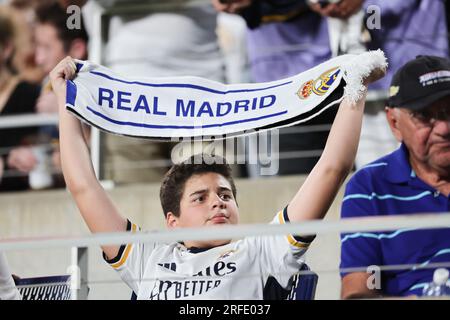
[7,147,37,173]
[36,91,59,114]
[211,0,252,14]
[309,0,363,19]
[341,272,382,299]
[49,56,78,108]
[334,0,364,19]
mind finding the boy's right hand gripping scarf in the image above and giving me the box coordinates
[65,50,387,140]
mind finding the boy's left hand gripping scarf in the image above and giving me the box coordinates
[66,50,387,140]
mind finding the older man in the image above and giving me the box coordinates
[340,55,450,298]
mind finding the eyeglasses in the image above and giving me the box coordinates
[407,108,450,126]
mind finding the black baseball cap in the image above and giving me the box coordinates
[387,55,450,110]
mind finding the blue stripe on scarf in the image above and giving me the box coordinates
[90,70,293,95]
[66,80,77,106]
[86,106,288,129]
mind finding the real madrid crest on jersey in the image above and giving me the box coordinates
[297,67,341,100]
[217,249,236,261]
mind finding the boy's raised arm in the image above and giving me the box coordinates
[287,68,385,223]
[50,57,127,259]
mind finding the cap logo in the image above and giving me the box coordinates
[419,70,450,87]
[389,86,399,97]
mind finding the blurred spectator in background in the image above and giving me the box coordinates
[212,0,336,176]
[1,1,88,191]
[8,0,47,84]
[309,0,368,57]
[364,0,448,92]
[311,0,449,168]
[73,0,229,184]
[30,1,89,188]
[0,4,40,191]
[35,1,88,114]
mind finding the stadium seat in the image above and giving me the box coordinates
[263,263,318,300]
[14,275,72,300]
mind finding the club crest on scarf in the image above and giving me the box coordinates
[297,67,341,100]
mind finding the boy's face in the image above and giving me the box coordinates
[166,172,239,248]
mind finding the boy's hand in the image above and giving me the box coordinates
[49,56,78,106]
[363,66,386,86]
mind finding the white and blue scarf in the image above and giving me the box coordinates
[66,50,386,140]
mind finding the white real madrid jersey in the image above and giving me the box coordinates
[104,208,314,300]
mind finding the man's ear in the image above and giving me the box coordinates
[68,39,87,60]
[166,212,178,228]
[385,107,403,142]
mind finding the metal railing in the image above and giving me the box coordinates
[1,213,450,299]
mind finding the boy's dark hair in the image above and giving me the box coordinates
[160,154,237,218]
[35,2,88,55]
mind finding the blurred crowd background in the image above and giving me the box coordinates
[0,0,449,192]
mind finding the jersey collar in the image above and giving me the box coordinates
[384,143,413,184]
[383,143,432,191]
[178,242,215,254]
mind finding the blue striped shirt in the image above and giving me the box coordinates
[340,144,450,296]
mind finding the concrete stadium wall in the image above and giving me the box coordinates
[0,175,344,300]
